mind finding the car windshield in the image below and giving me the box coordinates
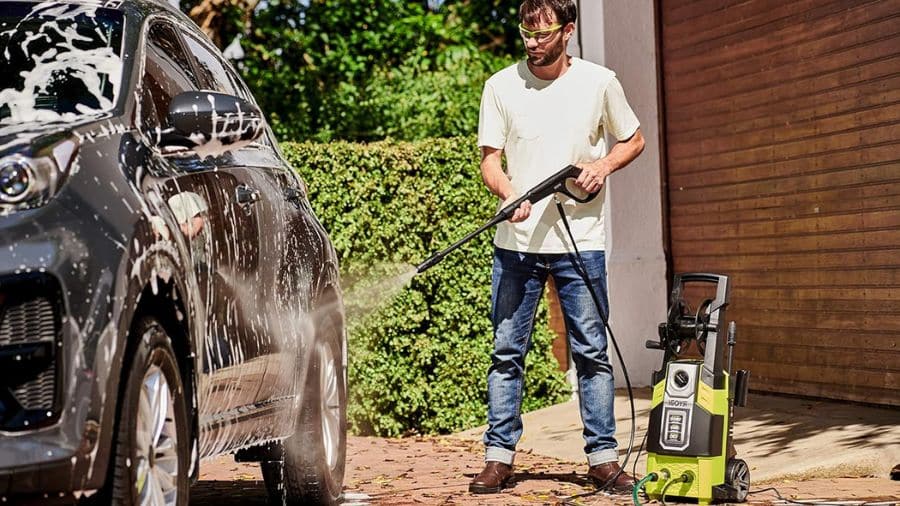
[0,2,125,126]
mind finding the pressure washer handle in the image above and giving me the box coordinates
[557,165,599,203]
[518,164,599,205]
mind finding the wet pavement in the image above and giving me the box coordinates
[190,480,267,505]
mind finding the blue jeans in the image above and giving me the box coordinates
[484,247,618,467]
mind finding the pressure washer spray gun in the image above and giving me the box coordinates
[416,164,597,273]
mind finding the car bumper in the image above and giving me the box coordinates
[0,202,126,495]
[0,437,79,495]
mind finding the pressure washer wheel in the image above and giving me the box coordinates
[725,458,750,502]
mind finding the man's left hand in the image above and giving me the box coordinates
[574,160,612,194]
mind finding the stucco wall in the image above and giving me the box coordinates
[577,0,668,388]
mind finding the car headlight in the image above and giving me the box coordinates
[0,138,77,214]
[0,159,34,203]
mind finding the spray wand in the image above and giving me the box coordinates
[416,164,597,273]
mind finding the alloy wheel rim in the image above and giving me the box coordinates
[319,342,341,471]
[135,364,179,506]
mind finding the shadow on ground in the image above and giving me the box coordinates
[616,388,899,456]
[190,480,268,505]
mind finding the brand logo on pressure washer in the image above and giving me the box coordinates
[666,399,691,407]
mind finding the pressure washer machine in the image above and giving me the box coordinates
[641,273,751,504]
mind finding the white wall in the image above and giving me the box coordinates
[577,0,668,387]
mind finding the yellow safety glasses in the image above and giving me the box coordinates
[518,23,563,42]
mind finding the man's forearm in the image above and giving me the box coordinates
[575,129,645,193]
[481,155,515,201]
[480,146,532,222]
[596,129,646,177]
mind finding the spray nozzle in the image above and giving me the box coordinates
[415,251,446,273]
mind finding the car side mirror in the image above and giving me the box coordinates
[164,91,264,153]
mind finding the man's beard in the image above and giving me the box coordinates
[527,37,566,67]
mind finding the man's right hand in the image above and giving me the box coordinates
[481,146,530,222]
[502,194,532,223]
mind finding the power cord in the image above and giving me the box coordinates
[554,197,637,494]
[749,486,899,506]
[630,431,650,504]
[631,429,648,482]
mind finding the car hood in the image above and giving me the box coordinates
[0,123,80,157]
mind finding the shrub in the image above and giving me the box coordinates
[281,137,570,436]
[314,50,513,142]
[234,0,488,142]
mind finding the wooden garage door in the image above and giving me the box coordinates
[660,0,900,405]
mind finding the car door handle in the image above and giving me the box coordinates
[235,185,260,204]
[283,187,305,202]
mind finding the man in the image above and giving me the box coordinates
[469,0,645,495]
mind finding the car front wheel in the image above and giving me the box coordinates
[111,317,190,506]
[262,330,347,505]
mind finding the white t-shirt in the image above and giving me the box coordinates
[478,57,640,254]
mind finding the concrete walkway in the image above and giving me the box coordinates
[456,388,900,485]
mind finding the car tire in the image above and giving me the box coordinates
[261,330,347,505]
[111,317,190,506]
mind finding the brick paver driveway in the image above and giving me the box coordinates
[190,436,900,505]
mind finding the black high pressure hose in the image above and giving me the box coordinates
[553,196,638,495]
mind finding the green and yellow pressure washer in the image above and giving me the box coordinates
[640,273,751,504]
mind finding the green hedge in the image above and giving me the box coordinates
[312,50,513,142]
[282,137,570,436]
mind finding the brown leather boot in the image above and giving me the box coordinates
[468,461,514,494]
[587,461,637,493]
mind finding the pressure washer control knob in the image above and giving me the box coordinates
[674,370,690,388]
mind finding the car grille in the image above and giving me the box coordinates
[12,367,56,411]
[0,275,63,430]
[0,294,56,346]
